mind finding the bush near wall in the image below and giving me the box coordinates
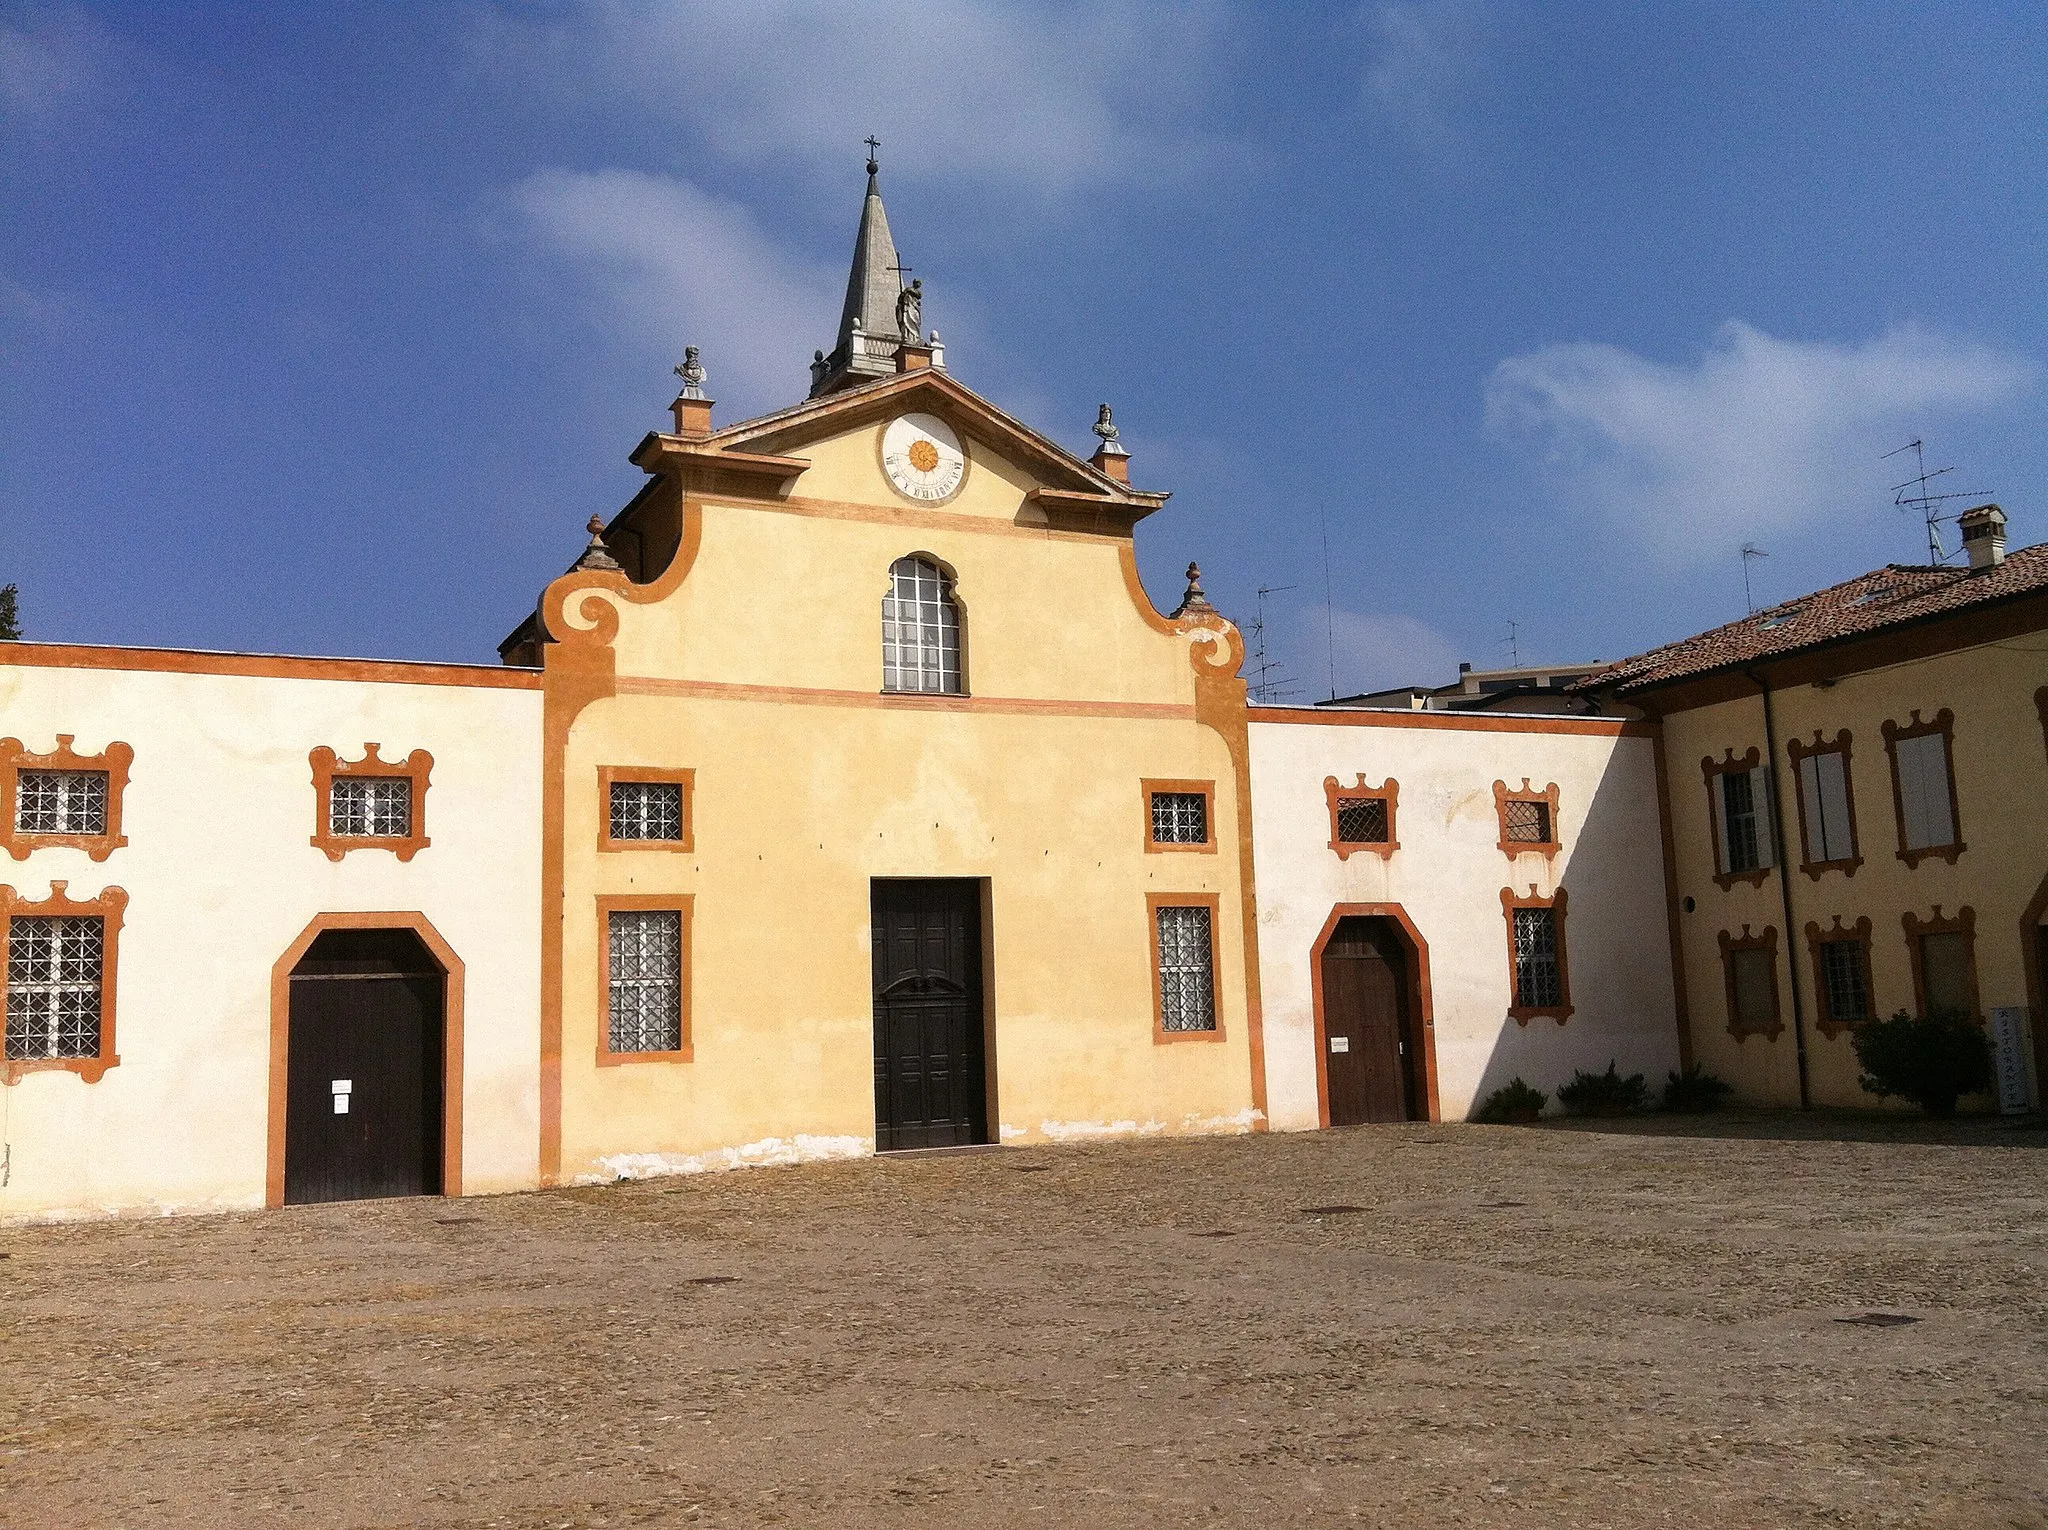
[1853,1010,1992,1117]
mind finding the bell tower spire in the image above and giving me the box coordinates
[809,141,942,397]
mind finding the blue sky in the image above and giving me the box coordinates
[4,2,2043,696]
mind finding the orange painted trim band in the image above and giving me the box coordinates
[1,641,541,689]
[615,675,1196,722]
[266,911,466,1208]
[1254,706,1651,737]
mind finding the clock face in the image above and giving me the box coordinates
[881,413,966,502]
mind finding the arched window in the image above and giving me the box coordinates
[882,556,962,694]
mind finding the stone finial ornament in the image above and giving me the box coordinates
[575,514,623,574]
[1172,561,1217,619]
[1092,403,1129,457]
[674,347,708,400]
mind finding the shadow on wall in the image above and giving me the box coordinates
[1460,740,1680,1120]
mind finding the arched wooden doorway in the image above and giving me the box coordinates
[1311,904,1439,1126]
[268,914,464,1206]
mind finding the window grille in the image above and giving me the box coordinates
[881,556,962,694]
[15,770,109,836]
[5,915,104,1060]
[1819,939,1869,1025]
[1503,798,1552,844]
[1511,907,1562,1009]
[1150,791,1208,845]
[1155,904,1216,1032]
[608,909,683,1053]
[1335,796,1389,845]
[610,781,684,842]
[329,777,412,839]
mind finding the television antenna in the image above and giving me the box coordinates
[1883,439,1990,567]
[1740,543,1768,614]
[1500,619,1521,668]
[1246,584,1300,705]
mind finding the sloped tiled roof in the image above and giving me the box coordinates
[1580,543,2048,696]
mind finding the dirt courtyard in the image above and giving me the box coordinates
[3,1115,2045,1529]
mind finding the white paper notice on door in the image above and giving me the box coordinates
[332,1078,353,1115]
[1329,1036,1350,1053]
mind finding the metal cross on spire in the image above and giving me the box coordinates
[864,135,881,173]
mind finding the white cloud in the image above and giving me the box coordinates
[512,167,839,412]
[1485,320,2034,565]
[1287,604,1462,699]
[473,0,1231,203]
[0,4,106,134]
[1362,0,1485,159]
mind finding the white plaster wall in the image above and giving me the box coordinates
[1248,717,1680,1128]
[0,660,541,1221]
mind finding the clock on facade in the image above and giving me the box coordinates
[880,413,967,502]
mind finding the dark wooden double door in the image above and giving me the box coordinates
[1321,916,1423,1125]
[872,879,989,1150]
[285,928,445,1204]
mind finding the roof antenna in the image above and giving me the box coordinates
[1247,584,1300,705]
[1740,543,1768,614]
[1318,504,1337,702]
[1501,619,1521,668]
[1883,439,1990,567]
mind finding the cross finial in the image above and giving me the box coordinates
[864,135,881,175]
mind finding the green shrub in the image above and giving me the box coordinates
[1853,1009,1992,1116]
[1474,1077,1548,1124]
[1662,1064,1733,1112]
[1556,1060,1649,1117]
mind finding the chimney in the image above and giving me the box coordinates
[670,346,713,439]
[1089,403,1130,484]
[1959,503,2007,570]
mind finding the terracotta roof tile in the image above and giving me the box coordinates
[1579,543,2048,696]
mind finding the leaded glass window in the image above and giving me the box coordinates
[610,781,684,842]
[5,915,104,1060]
[1150,791,1208,846]
[1335,795,1389,845]
[16,770,109,836]
[881,556,962,694]
[1512,907,1562,1009]
[1156,904,1216,1033]
[329,777,412,839]
[1503,798,1551,844]
[1820,939,1869,1025]
[608,909,683,1053]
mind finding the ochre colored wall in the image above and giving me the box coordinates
[1249,715,1680,1126]
[1659,636,2048,1108]
[547,407,1257,1182]
[0,659,543,1222]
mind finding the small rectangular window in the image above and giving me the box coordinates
[610,781,684,842]
[608,909,683,1053]
[1819,939,1870,1026]
[1154,904,1216,1033]
[1894,731,1957,852]
[1797,749,1856,865]
[329,777,412,839]
[1511,907,1562,1009]
[1503,798,1551,844]
[1335,796,1389,845]
[15,770,109,836]
[4,914,105,1061]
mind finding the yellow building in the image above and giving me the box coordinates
[500,160,1263,1182]
[1589,507,2048,1110]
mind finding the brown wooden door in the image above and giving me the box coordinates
[285,928,444,1204]
[1320,916,1419,1126]
[871,880,987,1150]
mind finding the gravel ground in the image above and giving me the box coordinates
[3,1112,2045,1529]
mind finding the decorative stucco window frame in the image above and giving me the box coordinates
[1701,746,1770,891]
[1501,885,1572,1026]
[1324,774,1399,861]
[1,880,127,1084]
[1493,778,1562,860]
[1902,905,1979,1021]
[309,744,433,863]
[1787,728,1863,880]
[598,767,696,853]
[596,893,694,1066]
[1717,923,1783,1042]
[1881,709,1965,869]
[1142,778,1217,854]
[1803,915,1876,1039]
[1147,892,1225,1045]
[1,736,133,863]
